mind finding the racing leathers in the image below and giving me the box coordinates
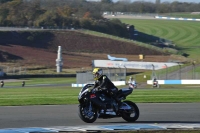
[94,75,118,96]
[93,75,119,110]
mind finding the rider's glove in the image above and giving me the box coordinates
[92,87,99,93]
[91,89,95,93]
[92,86,102,93]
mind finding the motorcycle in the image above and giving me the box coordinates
[0,81,4,88]
[153,81,159,88]
[129,81,137,89]
[78,84,139,123]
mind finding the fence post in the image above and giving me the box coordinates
[165,64,168,80]
[6,67,9,75]
[178,63,181,79]
[192,61,196,79]
[13,67,15,75]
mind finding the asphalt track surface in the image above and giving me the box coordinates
[0,103,200,129]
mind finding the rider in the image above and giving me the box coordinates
[153,78,157,83]
[127,76,136,89]
[128,77,136,84]
[0,80,4,88]
[153,77,158,86]
[92,68,118,110]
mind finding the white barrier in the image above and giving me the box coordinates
[112,81,126,86]
[72,81,126,87]
[155,16,200,21]
[71,84,86,87]
[147,80,200,85]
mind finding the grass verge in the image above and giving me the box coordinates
[0,77,200,106]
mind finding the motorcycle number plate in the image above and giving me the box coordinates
[90,94,96,98]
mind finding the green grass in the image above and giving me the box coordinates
[0,77,200,106]
[161,12,200,19]
[0,87,79,106]
[118,19,200,60]
[3,77,76,86]
[80,30,166,53]
[128,88,200,103]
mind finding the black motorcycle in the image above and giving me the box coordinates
[78,84,139,123]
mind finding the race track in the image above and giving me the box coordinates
[0,16,200,132]
[0,103,199,129]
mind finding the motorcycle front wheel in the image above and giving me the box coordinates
[121,100,139,122]
[78,104,98,123]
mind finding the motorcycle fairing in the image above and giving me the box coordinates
[116,88,133,99]
[90,92,111,109]
[78,84,94,100]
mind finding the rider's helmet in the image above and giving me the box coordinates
[92,68,103,80]
[128,76,133,83]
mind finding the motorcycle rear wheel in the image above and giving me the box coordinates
[121,100,139,122]
[78,104,98,123]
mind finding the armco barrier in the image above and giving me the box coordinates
[147,80,200,85]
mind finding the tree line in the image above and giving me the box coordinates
[0,0,131,38]
[0,0,200,38]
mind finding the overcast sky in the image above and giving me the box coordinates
[94,0,200,3]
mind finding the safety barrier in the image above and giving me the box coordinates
[72,81,126,87]
[155,16,200,21]
[147,80,200,85]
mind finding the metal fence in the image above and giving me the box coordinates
[0,66,27,75]
[1,65,199,81]
[76,68,126,84]
[152,64,200,80]
[157,71,200,80]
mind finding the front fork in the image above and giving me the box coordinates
[84,101,97,119]
[88,101,92,112]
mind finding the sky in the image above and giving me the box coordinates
[94,0,200,3]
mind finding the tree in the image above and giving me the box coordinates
[83,12,91,18]
[80,18,92,29]
[101,0,113,3]
[0,8,9,25]
[0,0,13,4]
[155,0,160,13]
[34,10,60,27]
[56,6,75,17]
